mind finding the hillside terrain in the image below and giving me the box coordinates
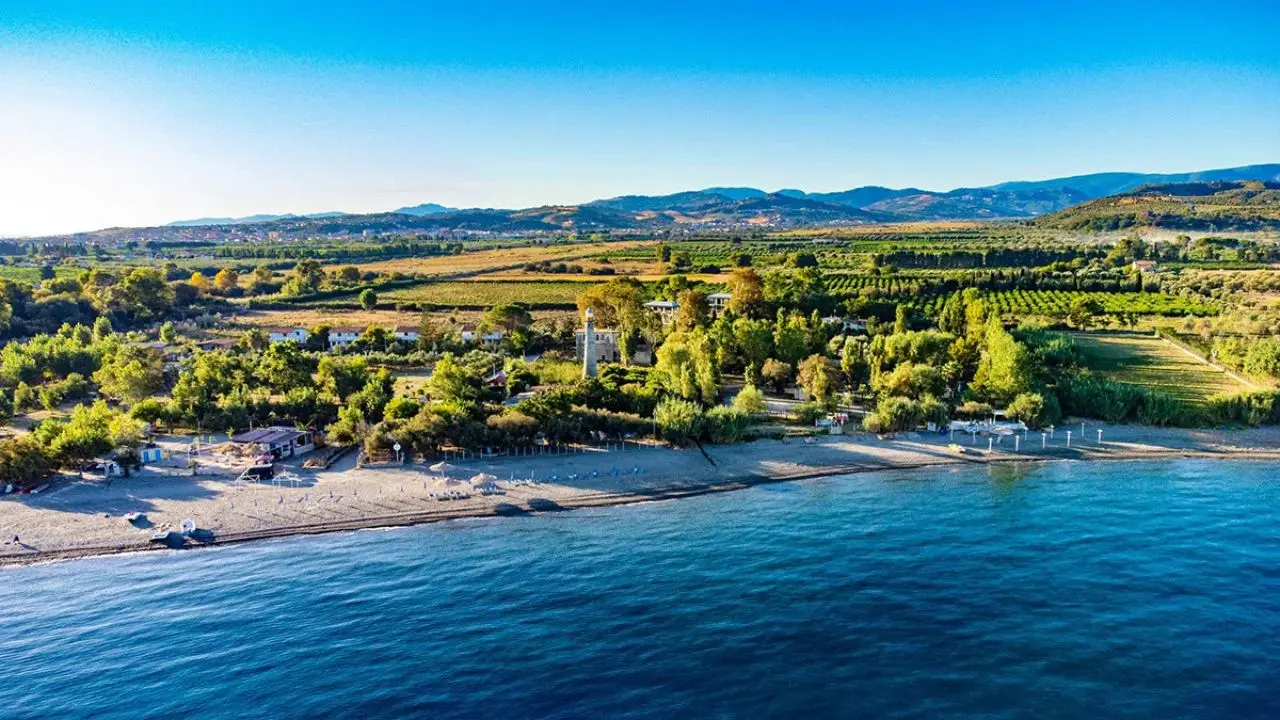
[1036,181,1280,231]
[24,163,1280,242]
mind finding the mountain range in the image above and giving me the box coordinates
[69,163,1280,238]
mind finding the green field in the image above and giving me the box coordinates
[1072,333,1254,404]
[381,280,591,307]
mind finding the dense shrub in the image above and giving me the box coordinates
[704,407,750,444]
[1205,390,1280,426]
[655,397,704,445]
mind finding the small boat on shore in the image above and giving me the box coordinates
[180,520,197,537]
[125,512,146,524]
[151,530,172,543]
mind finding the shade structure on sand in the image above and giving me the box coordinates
[469,473,499,486]
[429,461,457,474]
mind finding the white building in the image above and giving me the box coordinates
[644,299,679,324]
[328,327,362,349]
[394,326,421,344]
[707,292,732,316]
[460,325,506,345]
[267,327,309,345]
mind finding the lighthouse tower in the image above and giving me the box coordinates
[582,307,598,378]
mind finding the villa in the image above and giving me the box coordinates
[267,327,309,345]
[328,327,363,349]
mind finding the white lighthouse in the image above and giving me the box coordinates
[582,307,598,378]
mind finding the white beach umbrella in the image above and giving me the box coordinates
[469,473,499,486]
[429,461,457,474]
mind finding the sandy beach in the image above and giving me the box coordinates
[3,422,1280,567]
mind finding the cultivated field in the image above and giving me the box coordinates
[347,240,653,276]
[380,280,592,307]
[1072,333,1255,404]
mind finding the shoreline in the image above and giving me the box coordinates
[5,440,1280,569]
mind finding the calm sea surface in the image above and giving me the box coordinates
[3,459,1280,719]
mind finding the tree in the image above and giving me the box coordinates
[117,268,174,319]
[797,354,842,408]
[773,310,809,366]
[732,385,768,415]
[282,260,325,296]
[733,317,773,372]
[894,304,910,334]
[335,265,362,284]
[726,268,765,317]
[93,345,165,404]
[189,272,211,293]
[1066,297,1104,329]
[971,315,1033,404]
[426,353,483,404]
[213,268,239,294]
[673,289,709,331]
[359,288,378,310]
[653,330,718,404]
[317,356,371,401]
[788,252,819,268]
[159,321,177,344]
[255,342,313,393]
[576,277,647,331]
[1006,392,1059,429]
[481,303,534,333]
[760,358,791,393]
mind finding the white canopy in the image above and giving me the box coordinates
[469,473,499,486]
[429,461,457,474]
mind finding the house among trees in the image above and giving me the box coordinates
[1132,260,1159,273]
[393,326,420,344]
[459,325,506,345]
[707,292,732,316]
[267,327,309,345]
[230,426,316,460]
[644,299,679,324]
[328,327,362,349]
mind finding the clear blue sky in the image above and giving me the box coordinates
[2,0,1278,235]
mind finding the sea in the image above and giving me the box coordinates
[3,459,1279,719]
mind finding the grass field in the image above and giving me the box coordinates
[381,280,592,307]
[1072,333,1255,404]
[347,240,653,277]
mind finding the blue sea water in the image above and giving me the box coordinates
[3,459,1280,719]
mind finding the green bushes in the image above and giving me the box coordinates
[862,396,924,433]
[1205,390,1280,426]
[1005,392,1061,429]
[655,397,704,445]
[1056,374,1195,426]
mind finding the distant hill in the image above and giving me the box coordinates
[393,203,457,216]
[868,187,1090,220]
[166,211,345,227]
[1035,181,1280,231]
[992,164,1280,199]
[35,162,1280,241]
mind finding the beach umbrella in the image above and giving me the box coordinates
[469,473,499,486]
[429,461,457,474]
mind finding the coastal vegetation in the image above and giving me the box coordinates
[5,215,1280,490]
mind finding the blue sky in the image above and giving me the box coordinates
[1,0,1278,235]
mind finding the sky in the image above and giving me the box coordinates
[1,0,1279,236]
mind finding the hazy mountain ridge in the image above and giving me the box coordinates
[40,163,1280,241]
[1035,181,1280,231]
